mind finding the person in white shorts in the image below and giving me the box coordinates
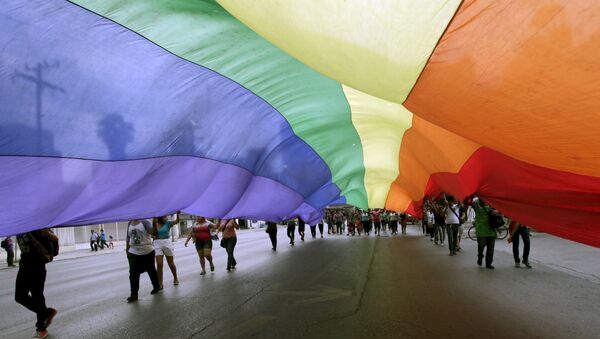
[153,212,180,288]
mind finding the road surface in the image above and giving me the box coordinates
[0,226,598,338]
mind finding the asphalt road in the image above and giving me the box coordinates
[0,226,599,339]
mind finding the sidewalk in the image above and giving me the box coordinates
[493,231,600,283]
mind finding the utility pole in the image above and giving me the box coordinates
[12,61,64,152]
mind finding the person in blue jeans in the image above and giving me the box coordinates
[219,219,240,272]
[510,222,532,268]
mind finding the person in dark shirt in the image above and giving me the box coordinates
[15,229,59,339]
[265,221,278,250]
[2,236,16,267]
[287,219,296,246]
[298,219,306,242]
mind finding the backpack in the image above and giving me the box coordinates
[488,210,505,229]
[0,239,6,249]
[18,231,59,263]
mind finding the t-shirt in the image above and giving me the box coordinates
[467,206,476,223]
[445,204,461,224]
[266,222,277,232]
[127,220,154,255]
[361,213,370,221]
[100,232,107,241]
[157,221,174,239]
[90,232,99,241]
[426,211,435,224]
[371,211,381,222]
[192,221,213,241]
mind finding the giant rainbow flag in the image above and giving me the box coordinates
[1,0,599,247]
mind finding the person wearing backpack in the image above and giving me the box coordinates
[15,229,59,339]
[471,197,496,269]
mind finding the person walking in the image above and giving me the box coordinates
[355,210,364,235]
[287,219,296,245]
[265,221,278,250]
[345,211,354,236]
[318,220,324,238]
[334,210,345,235]
[90,230,99,251]
[425,206,435,241]
[444,195,461,256]
[219,219,240,272]
[2,236,16,267]
[364,210,373,236]
[371,209,382,236]
[298,218,306,241]
[433,201,446,246]
[185,216,215,274]
[15,229,59,339]
[99,229,109,249]
[399,213,407,235]
[309,223,317,239]
[388,212,398,235]
[509,221,532,268]
[472,198,496,269]
[381,210,389,233]
[108,235,114,249]
[126,219,160,303]
[153,213,180,287]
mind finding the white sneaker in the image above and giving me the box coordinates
[32,330,48,339]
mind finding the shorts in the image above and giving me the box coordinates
[153,238,174,256]
[195,239,213,251]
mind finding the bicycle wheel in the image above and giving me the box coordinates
[495,226,508,240]
[467,226,477,241]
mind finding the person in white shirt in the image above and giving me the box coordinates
[443,195,462,256]
[426,208,435,241]
[90,230,99,252]
[126,219,160,303]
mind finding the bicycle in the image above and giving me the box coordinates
[467,225,508,240]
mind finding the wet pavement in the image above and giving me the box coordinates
[0,226,598,338]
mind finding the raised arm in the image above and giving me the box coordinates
[152,217,159,238]
[172,211,180,225]
[125,222,131,253]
